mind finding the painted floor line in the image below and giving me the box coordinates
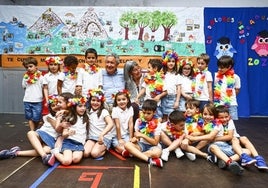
[0,157,36,184]
[133,165,140,188]
[29,162,60,188]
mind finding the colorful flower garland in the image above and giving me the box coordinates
[48,94,58,105]
[191,68,207,98]
[67,96,87,107]
[179,58,193,67]
[112,89,131,99]
[45,56,63,65]
[214,69,235,107]
[88,88,106,102]
[23,70,42,84]
[63,66,77,80]
[143,71,165,97]
[162,50,179,66]
[165,121,184,139]
[203,119,221,134]
[84,64,99,74]
[138,111,159,138]
[185,113,204,135]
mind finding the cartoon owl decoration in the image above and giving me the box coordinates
[214,37,237,59]
[251,30,268,57]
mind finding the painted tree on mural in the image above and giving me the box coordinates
[149,10,162,37]
[160,11,177,41]
[136,11,151,40]
[119,11,137,40]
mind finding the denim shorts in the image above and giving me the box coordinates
[61,139,84,152]
[88,136,112,149]
[137,142,162,152]
[161,95,178,115]
[24,102,42,122]
[111,134,130,148]
[36,130,56,149]
[208,141,235,157]
[178,97,187,112]
[229,105,238,120]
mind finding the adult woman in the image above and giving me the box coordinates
[123,60,146,123]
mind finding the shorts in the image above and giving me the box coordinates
[61,139,84,152]
[137,142,162,152]
[208,141,235,157]
[24,102,42,122]
[88,135,112,149]
[36,130,56,149]
[229,105,238,120]
[111,134,130,148]
[161,95,178,115]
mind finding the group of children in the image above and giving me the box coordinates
[0,49,267,176]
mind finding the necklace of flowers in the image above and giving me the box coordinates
[185,113,204,135]
[144,71,165,96]
[166,121,184,139]
[63,66,77,80]
[23,70,42,84]
[191,68,207,98]
[214,69,235,107]
[203,119,221,134]
[84,63,99,74]
[138,112,159,138]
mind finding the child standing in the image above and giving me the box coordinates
[192,53,213,110]
[84,89,114,159]
[22,57,44,130]
[135,59,167,119]
[43,56,62,115]
[53,95,89,166]
[160,110,185,162]
[76,48,103,97]
[161,50,181,122]
[123,99,163,168]
[111,90,134,154]
[213,55,241,120]
[57,55,79,95]
[0,94,59,166]
[178,59,194,112]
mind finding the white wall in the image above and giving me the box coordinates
[0,0,267,7]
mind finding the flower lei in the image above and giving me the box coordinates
[144,71,165,97]
[185,113,204,135]
[179,58,193,67]
[84,63,99,74]
[138,111,158,138]
[23,70,42,84]
[112,89,130,99]
[166,121,184,139]
[48,94,58,104]
[162,50,179,66]
[214,69,235,107]
[203,119,221,134]
[191,68,207,98]
[45,56,63,65]
[88,88,106,102]
[67,96,87,107]
[63,66,77,80]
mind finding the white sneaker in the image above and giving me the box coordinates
[161,149,170,162]
[174,148,184,158]
[185,152,196,161]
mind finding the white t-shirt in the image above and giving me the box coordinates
[179,74,192,94]
[223,119,240,137]
[164,72,181,95]
[193,70,213,101]
[22,74,43,102]
[68,115,88,145]
[88,109,113,139]
[111,106,134,136]
[43,72,61,95]
[39,114,59,139]
[76,67,103,97]
[58,71,78,94]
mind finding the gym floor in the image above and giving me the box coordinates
[0,114,267,188]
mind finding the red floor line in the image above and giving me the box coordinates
[108,149,126,160]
